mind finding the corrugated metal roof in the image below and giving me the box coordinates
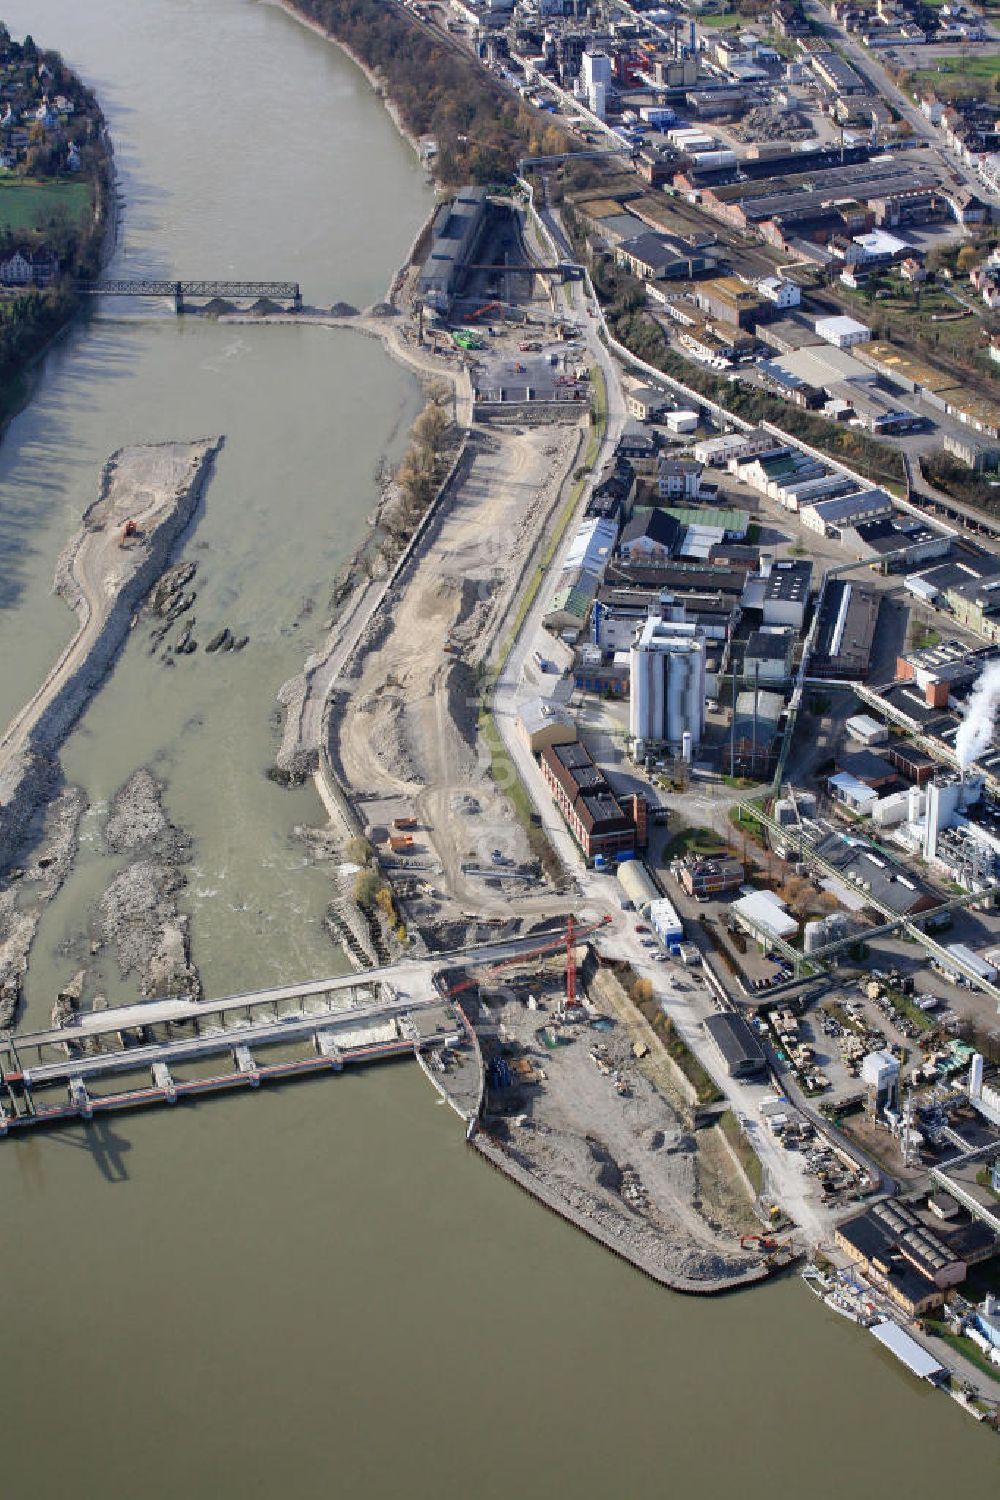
[869,1321,945,1382]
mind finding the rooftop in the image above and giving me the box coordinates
[731,888,798,939]
[764,559,812,602]
[705,1011,767,1072]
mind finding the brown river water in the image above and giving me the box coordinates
[0,2,996,1494]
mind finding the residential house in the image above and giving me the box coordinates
[618,508,682,563]
[657,458,703,500]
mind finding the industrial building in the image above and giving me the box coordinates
[693,276,763,330]
[629,618,706,751]
[739,558,813,629]
[799,488,893,538]
[540,742,642,859]
[705,1012,767,1077]
[813,830,938,917]
[517,698,578,755]
[809,580,882,679]
[742,627,795,684]
[835,1199,995,1317]
[617,859,661,913]
[615,232,718,282]
[730,888,798,944]
[814,314,871,349]
[727,688,785,777]
[679,856,744,898]
[626,385,670,422]
[543,516,617,633]
[846,516,951,570]
[416,186,489,313]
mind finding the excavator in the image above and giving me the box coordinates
[119,517,139,547]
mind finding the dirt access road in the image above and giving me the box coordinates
[335,418,583,913]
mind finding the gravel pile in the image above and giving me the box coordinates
[98,859,198,1000]
[99,769,199,999]
[106,768,191,863]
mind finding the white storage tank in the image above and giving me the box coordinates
[681,730,693,763]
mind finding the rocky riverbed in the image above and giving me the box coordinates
[0,782,86,1027]
[96,769,199,1000]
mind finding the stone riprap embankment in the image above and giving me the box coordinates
[0,438,223,867]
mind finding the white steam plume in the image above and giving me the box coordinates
[955,660,1000,769]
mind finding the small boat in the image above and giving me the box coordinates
[801,1265,832,1298]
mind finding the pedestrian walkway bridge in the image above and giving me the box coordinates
[79,279,302,312]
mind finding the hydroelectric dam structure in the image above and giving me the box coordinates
[79,279,303,313]
[0,921,606,1135]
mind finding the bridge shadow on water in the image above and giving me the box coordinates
[43,1116,133,1184]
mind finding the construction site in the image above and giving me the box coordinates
[429,917,793,1293]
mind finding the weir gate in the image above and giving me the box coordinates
[0,924,604,1134]
[0,963,462,1134]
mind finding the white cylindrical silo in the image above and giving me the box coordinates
[970,1052,984,1100]
[681,730,693,763]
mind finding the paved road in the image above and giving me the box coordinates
[803,0,1000,208]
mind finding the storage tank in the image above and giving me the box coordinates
[970,1052,984,1100]
[803,919,827,955]
[681,730,693,763]
[908,784,922,825]
[689,149,737,170]
[617,860,661,912]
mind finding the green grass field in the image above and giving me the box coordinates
[919,52,1000,79]
[697,11,741,26]
[0,177,91,233]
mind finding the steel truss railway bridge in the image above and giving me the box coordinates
[79,279,302,313]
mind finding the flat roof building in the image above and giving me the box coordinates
[815,314,871,349]
[810,579,882,679]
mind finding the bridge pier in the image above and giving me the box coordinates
[174,281,183,315]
